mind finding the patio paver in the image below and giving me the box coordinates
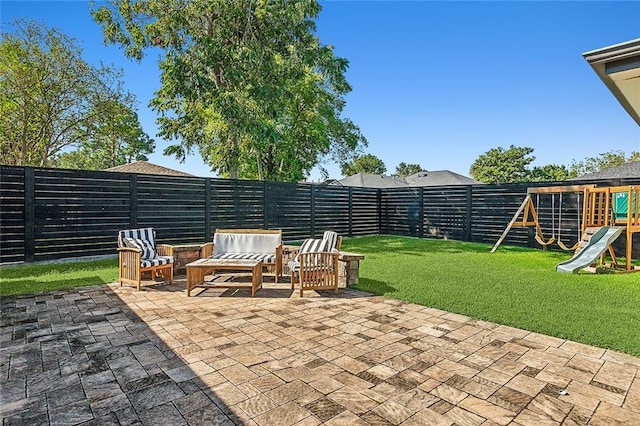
[1,277,640,425]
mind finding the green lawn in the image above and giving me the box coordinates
[342,235,640,357]
[0,258,118,297]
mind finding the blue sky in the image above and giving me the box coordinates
[3,1,639,180]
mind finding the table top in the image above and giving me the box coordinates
[186,258,263,268]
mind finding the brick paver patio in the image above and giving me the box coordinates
[2,277,640,425]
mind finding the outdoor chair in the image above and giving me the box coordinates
[289,237,339,296]
[117,228,174,291]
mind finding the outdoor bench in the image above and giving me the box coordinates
[199,229,283,282]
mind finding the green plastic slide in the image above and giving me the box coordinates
[555,227,624,273]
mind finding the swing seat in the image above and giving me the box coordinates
[557,240,580,251]
[535,235,555,246]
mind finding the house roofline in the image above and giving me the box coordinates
[583,38,640,126]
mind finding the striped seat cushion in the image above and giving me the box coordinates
[288,259,301,273]
[141,256,174,268]
[123,237,157,260]
[210,253,276,264]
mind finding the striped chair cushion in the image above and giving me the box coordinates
[289,238,330,272]
[210,253,276,264]
[294,238,329,262]
[322,231,340,251]
[140,256,174,268]
[118,228,155,248]
[123,237,157,260]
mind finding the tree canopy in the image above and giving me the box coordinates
[340,153,386,176]
[0,19,152,168]
[395,162,423,177]
[92,0,366,181]
[470,145,536,184]
[570,150,640,177]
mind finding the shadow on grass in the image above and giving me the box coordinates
[352,277,397,296]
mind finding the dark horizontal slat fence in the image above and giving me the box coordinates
[1,165,638,264]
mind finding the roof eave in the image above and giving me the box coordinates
[583,39,640,127]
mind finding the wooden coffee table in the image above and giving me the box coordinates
[186,258,263,297]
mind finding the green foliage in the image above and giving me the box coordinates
[529,164,576,182]
[52,102,154,170]
[570,150,640,177]
[92,0,366,181]
[340,153,386,176]
[0,19,150,168]
[344,235,640,356]
[395,162,423,177]
[470,145,535,183]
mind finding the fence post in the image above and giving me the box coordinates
[263,181,268,230]
[24,167,35,263]
[205,178,211,240]
[465,185,473,241]
[348,187,353,237]
[418,188,424,238]
[129,174,138,228]
[377,189,383,235]
[310,184,316,238]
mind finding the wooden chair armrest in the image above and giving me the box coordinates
[200,242,214,258]
[156,244,174,256]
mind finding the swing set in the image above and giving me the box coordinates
[492,184,640,271]
[491,184,595,253]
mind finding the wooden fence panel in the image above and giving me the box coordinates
[423,186,469,241]
[380,188,421,236]
[265,182,312,241]
[210,179,265,235]
[137,175,207,244]
[351,188,380,236]
[32,168,131,261]
[314,185,350,237]
[0,166,26,263]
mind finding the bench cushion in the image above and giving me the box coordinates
[210,253,276,264]
[214,233,280,255]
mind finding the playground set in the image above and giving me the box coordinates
[492,184,639,273]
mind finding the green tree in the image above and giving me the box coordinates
[529,164,576,182]
[569,150,640,177]
[470,145,535,184]
[341,154,386,176]
[395,162,423,177]
[92,0,366,182]
[0,20,149,167]
[52,100,154,170]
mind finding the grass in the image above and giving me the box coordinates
[342,235,640,357]
[0,258,118,297]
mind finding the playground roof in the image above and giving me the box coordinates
[583,38,640,126]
